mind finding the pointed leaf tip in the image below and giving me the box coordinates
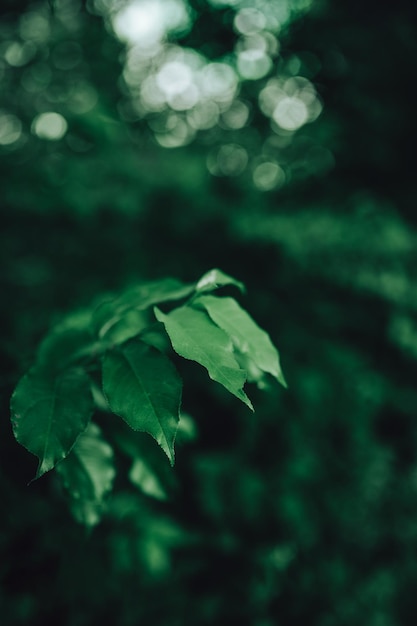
[102,340,182,464]
[11,366,93,479]
[195,295,287,389]
[154,305,253,410]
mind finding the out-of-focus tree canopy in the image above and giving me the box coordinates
[1,1,417,625]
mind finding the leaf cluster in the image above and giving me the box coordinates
[10,268,285,525]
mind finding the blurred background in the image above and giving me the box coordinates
[1,0,417,624]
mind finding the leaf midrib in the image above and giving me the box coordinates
[165,310,251,407]
[121,350,172,450]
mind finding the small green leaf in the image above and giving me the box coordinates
[195,295,287,388]
[196,268,245,295]
[57,422,116,527]
[11,367,93,478]
[92,278,194,339]
[102,340,182,464]
[154,306,253,410]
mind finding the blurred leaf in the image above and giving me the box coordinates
[92,278,195,339]
[114,428,178,500]
[37,328,100,372]
[233,350,270,389]
[196,268,245,295]
[56,422,116,527]
[195,295,287,388]
[10,366,93,479]
[102,340,182,464]
[92,271,244,343]
[37,309,99,371]
[129,458,168,501]
[175,411,199,445]
[154,305,253,410]
[100,309,149,347]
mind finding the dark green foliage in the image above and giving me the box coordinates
[10,269,285,520]
[2,0,417,625]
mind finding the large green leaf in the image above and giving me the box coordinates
[10,367,93,479]
[57,422,116,527]
[154,306,253,410]
[195,268,245,295]
[102,340,182,464]
[92,278,195,339]
[195,295,287,388]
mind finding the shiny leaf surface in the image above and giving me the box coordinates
[102,340,182,464]
[195,295,287,387]
[154,305,253,410]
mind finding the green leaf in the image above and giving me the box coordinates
[129,458,168,501]
[99,309,149,347]
[92,278,194,339]
[102,340,182,464]
[196,268,245,295]
[175,412,198,445]
[114,428,177,500]
[11,367,93,479]
[195,295,287,388]
[154,306,253,410]
[56,422,116,527]
[91,271,243,341]
[37,309,99,371]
